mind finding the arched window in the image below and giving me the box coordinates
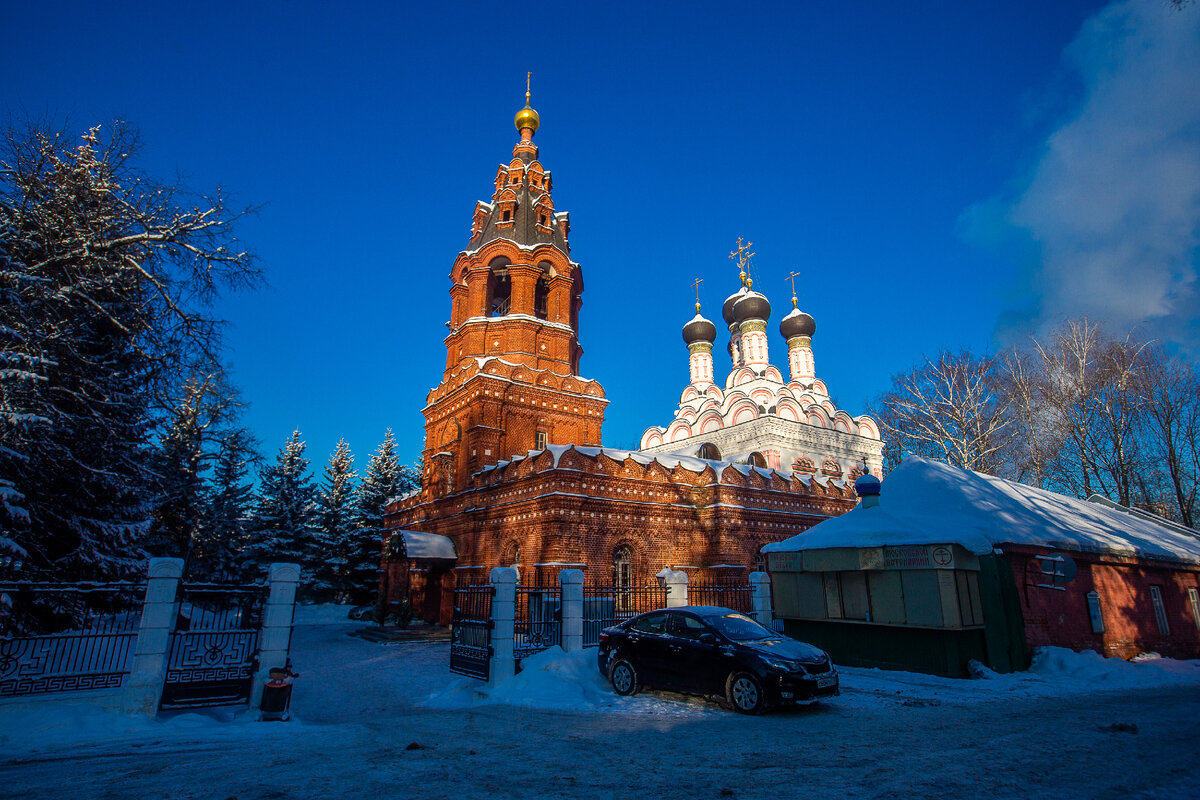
[697,442,722,461]
[488,258,511,317]
[501,541,520,569]
[613,545,633,611]
[746,451,767,469]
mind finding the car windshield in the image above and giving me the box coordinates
[705,613,778,641]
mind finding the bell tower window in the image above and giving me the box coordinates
[487,259,512,317]
[534,275,550,320]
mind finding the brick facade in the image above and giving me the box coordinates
[1006,544,1200,660]
[385,446,857,622]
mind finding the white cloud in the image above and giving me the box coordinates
[977,0,1200,344]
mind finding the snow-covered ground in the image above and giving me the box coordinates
[2,605,1198,799]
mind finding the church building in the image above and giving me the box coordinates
[382,88,864,622]
[640,248,884,480]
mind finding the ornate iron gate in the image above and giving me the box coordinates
[0,582,145,696]
[450,585,493,681]
[160,583,266,710]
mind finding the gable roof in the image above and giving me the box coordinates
[762,457,1200,566]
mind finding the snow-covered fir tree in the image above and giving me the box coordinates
[347,429,419,603]
[194,428,259,581]
[247,430,319,583]
[0,123,259,580]
[315,439,357,600]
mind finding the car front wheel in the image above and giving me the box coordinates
[609,657,640,696]
[727,672,767,715]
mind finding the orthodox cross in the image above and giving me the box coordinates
[729,237,755,286]
[691,277,704,312]
[526,71,532,100]
[785,270,801,308]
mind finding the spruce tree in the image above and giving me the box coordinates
[247,430,318,583]
[195,428,259,581]
[347,430,418,603]
[316,439,357,600]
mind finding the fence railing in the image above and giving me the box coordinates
[582,584,668,647]
[688,582,752,613]
[0,582,146,697]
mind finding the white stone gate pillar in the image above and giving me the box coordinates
[749,571,774,626]
[664,570,689,608]
[250,562,301,713]
[558,568,584,653]
[122,557,183,716]
[488,567,518,687]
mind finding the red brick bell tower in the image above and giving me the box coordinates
[420,82,607,497]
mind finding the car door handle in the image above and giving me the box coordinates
[668,645,682,652]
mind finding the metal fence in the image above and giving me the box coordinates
[0,581,146,697]
[581,584,668,647]
[450,585,493,681]
[514,585,561,665]
[160,582,268,710]
[687,582,752,613]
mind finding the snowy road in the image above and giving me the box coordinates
[2,613,1198,800]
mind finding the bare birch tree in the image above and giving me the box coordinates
[1023,319,1147,506]
[1138,344,1200,526]
[875,350,1012,474]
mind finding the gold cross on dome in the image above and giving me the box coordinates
[729,237,755,285]
[785,270,801,308]
[691,277,704,312]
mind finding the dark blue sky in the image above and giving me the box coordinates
[5,1,1198,469]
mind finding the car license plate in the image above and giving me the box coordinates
[816,673,836,689]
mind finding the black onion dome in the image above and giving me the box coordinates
[780,307,816,339]
[722,286,747,326]
[682,313,717,345]
[733,290,771,324]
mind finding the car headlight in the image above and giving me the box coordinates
[763,658,799,672]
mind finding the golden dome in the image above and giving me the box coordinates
[515,103,540,134]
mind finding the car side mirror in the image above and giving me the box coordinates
[698,633,718,645]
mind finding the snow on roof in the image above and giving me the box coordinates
[762,457,1200,565]
[474,443,804,482]
[396,530,457,560]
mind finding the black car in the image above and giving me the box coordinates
[596,606,838,714]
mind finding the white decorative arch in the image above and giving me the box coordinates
[641,428,664,448]
[666,420,693,442]
[698,411,724,434]
[730,399,759,425]
[856,415,881,440]
[807,405,831,428]
[776,397,803,422]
